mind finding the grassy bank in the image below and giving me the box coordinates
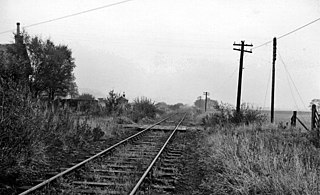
[198,124,320,194]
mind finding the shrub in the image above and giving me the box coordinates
[202,102,266,126]
[131,97,157,123]
[0,78,100,192]
[0,78,47,188]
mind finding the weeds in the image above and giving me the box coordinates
[201,102,267,127]
[199,125,320,194]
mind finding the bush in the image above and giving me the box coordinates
[202,102,266,127]
[131,97,157,123]
[0,78,102,192]
[0,78,47,188]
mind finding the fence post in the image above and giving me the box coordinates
[311,104,320,147]
[311,104,316,129]
[290,111,297,127]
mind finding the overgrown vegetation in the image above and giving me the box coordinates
[197,125,320,194]
[0,78,108,191]
[0,32,165,193]
[200,102,267,127]
[131,97,158,123]
[190,100,320,194]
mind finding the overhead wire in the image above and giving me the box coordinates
[253,16,320,50]
[215,66,238,94]
[278,50,309,123]
[0,0,135,35]
[263,66,271,109]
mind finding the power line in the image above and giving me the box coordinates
[278,50,308,123]
[0,0,135,35]
[253,16,320,50]
[215,66,238,93]
[263,65,271,109]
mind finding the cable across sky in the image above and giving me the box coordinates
[253,16,320,50]
[0,0,135,35]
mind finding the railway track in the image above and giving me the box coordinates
[19,113,187,195]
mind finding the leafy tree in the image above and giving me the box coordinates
[310,99,320,108]
[106,90,119,113]
[68,81,79,98]
[169,103,184,110]
[0,34,32,87]
[26,36,76,100]
[78,93,95,100]
[194,98,219,110]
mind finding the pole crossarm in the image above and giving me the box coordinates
[233,43,253,47]
[233,40,253,114]
[233,48,252,53]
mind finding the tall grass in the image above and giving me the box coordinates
[0,79,114,193]
[199,125,320,194]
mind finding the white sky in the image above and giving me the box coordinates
[1,0,320,110]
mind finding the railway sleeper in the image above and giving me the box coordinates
[67,188,122,195]
[72,181,128,187]
[165,151,183,155]
[151,178,176,186]
[151,184,175,192]
[90,169,143,175]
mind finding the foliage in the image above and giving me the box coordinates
[0,42,31,85]
[78,93,95,100]
[105,90,129,115]
[202,102,266,126]
[309,99,320,108]
[131,97,157,122]
[194,98,219,111]
[198,125,320,194]
[169,103,184,111]
[0,78,105,193]
[106,90,120,114]
[26,35,76,100]
[0,78,47,188]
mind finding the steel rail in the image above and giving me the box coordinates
[129,113,187,195]
[19,115,174,195]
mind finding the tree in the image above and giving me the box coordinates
[26,36,76,100]
[0,33,32,87]
[310,99,320,108]
[169,103,184,110]
[78,93,95,100]
[194,98,219,111]
[106,90,121,114]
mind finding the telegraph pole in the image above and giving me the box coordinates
[271,37,277,123]
[233,41,253,114]
[203,92,209,112]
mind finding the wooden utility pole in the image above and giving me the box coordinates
[233,41,253,113]
[271,37,277,123]
[203,92,209,112]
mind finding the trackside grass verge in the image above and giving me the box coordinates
[198,124,320,194]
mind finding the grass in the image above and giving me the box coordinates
[198,124,320,194]
[262,110,311,130]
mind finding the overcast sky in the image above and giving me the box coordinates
[1,0,320,110]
